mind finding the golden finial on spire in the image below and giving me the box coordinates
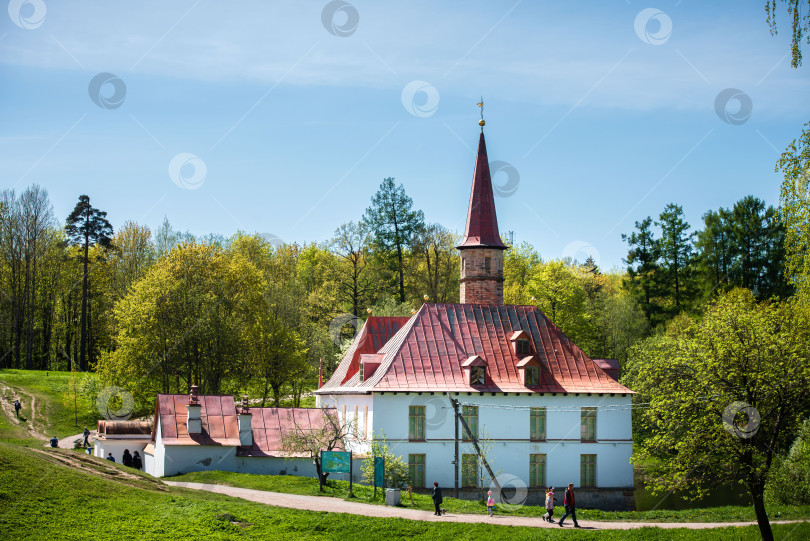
[477,98,485,128]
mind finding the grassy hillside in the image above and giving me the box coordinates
[0,369,102,439]
[2,442,810,541]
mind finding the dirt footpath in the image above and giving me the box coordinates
[164,481,805,530]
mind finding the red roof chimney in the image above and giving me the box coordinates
[457,131,507,250]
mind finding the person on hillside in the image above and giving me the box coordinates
[106,452,115,462]
[83,427,90,447]
[486,490,495,516]
[431,482,443,516]
[558,483,580,528]
[122,449,133,467]
[13,399,21,418]
[543,487,556,523]
[49,436,58,448]
[132,451,143,470]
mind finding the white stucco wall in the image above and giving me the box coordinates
[317,394,374,455]
[322,392,633,490]
[93,438,149,468]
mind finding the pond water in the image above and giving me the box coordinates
[634,468,751,511]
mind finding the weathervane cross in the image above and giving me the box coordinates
[477,97,485,128]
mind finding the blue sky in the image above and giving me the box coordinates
[2,0,808,269]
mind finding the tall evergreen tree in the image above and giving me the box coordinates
[64,195,113,371]
[363,177,424,303]
[622,217,662,325]
[656,203,694,311]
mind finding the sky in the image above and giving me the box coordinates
[2,0,809,270]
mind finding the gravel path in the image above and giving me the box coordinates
[164,481,804,530]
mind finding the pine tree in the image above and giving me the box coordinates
[64,195,113,371]
[363,178,424,303]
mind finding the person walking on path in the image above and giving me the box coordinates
[106,453,115,462]
[558,483,580,528]
[543,487,556,523]
[13,399,21,418]
[132,451,143,471]
[49,436,58,448]
[83,427,91,447]
[486,490,495,516]
[122,449,133,467]
[431,482,443,516]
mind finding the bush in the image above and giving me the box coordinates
[361,432,409,490]
[766,419,810,505]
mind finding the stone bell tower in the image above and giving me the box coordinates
[457,101,508,304]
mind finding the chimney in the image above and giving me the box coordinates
[237,394,252,447]
[187,384,202,434]
[318,358,323,389]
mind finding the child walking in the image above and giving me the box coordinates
[543,487,555,523]
[486,490,495,516]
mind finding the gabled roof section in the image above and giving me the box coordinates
[516,355,541,368]
[317,303,633,395]
[462,355,487,367]
[153,394,241,446]
[457,131,507,250]
[510,330,530,341]
[237,407,339,457]
[320,316,410,389]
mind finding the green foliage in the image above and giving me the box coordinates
[625,289,810,539]
[765,0,810,67]
[777,122,810,303]
[504,241,542,304]
[361,432,409,490]
[363,177,425,303]
[766,418,810,504]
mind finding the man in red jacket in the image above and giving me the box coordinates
[558,483,580,528]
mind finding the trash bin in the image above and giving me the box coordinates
[385,488,401,506]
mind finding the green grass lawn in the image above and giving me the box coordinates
[172,470,810,523]
[0,369,101,439]
[2,441,809,541]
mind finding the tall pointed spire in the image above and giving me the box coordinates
[457,111,507,250]
[458,101,508,305]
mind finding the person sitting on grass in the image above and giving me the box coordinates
[106,453,115,462]
[49,436,58,448]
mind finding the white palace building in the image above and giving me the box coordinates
[315,119,635,510]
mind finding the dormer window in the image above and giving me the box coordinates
[509,330,533,356]
[462,355,487,386]
[517,356,542,387]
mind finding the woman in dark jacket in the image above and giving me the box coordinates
[132,451,143,470]
[122,449,133,467]
[431,482,443,516]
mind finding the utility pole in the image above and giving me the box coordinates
[451,396,459,498]
[450,397,502,495]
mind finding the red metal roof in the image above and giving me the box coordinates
[153,394,241,446]
[237,407,339,457]
[316,303,633,395]
[152,394,339,456]
[457,131,507,250]
[320,316,410,389]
